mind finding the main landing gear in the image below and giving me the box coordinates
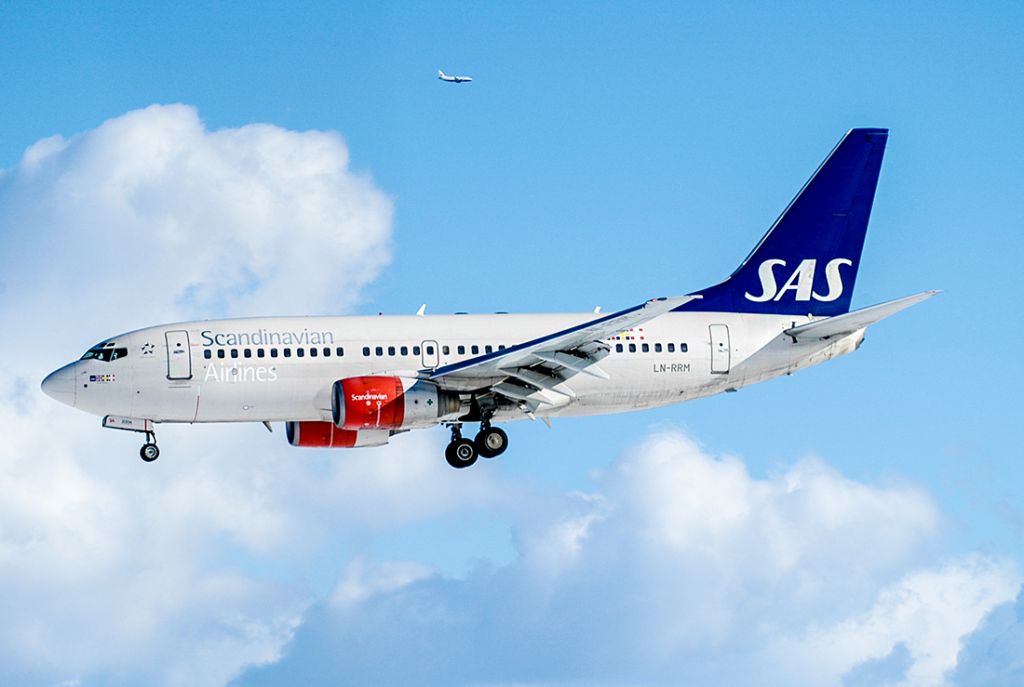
[445,420,509,469]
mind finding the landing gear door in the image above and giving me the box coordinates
[709,324,731,374]
[421,340,440,370]
[165,330,192,380]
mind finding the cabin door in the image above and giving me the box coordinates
[165,330,192,380]
[421,340,440,369]
[709,325,731,374]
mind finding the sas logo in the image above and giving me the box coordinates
[744,258,853,303]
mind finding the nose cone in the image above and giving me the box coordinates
[41,363,77,407]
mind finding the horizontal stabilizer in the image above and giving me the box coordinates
[785,291,939,341]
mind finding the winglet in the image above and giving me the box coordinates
[416,304,426,316]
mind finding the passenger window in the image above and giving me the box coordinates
[442,345,450,355]
[498,344,506,350]
[336,347,344,357]
[616,343,623,353]
[309,348,317,357]
[388,346,396,356]
[375,346,383,356]
[217,349,225,359]
[457,345,466,355]
[362,347,370,356]
[668,343,675,353]
[485,345,493,354]
[426,345,435,355]
[204,350,212,360]
[270,348,278,358]
[629,343,637,353]
[642,343,649,353]
[258,348,265,358]
[401,346,409,356]
[297,348,304,358]
[244,348,252,358]
[654,343,662,353]
[230,349,238,358]
[323,347,331,357]
[681,343,688,353]
[283,348,292,358]
[413,346,421,356]
[471,345,479,354]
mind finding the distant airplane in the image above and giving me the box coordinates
[438,70,472,83]
[42,128,937,469]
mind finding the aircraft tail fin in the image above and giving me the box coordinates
[438,70,446,78]
[681,128,888,316]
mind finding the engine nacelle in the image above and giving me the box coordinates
[331,376,460,430]
[285,421,389,448]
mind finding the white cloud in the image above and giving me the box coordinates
[0,366,506,687]
[951,588,1024,686]
[0,103,392,354]
[0,106,504,686]
[2,105,1018,687]
[0,381,300,686]
[768,556,1021,687]
[234,431,1019,687]
[329,558,434,608]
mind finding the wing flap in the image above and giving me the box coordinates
[430,295,699,381]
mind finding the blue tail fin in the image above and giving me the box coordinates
[683,128,888,316]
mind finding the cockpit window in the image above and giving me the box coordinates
[80,346,128,362]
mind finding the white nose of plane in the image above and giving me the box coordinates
[41,363,77,407]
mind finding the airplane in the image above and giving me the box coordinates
[41,128,937,469]
[438,69,472,83]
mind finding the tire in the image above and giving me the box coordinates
[140,443,160,462]
[445,438,477,469]
[475,427,508,458]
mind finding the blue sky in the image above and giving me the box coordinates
[1,2,1022,685]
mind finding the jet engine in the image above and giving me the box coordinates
[332,376,461,430]
[285,421,389,448]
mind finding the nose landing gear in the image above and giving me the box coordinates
[102,416,161,463]
[140,441,160,462]
[140,430,160,462]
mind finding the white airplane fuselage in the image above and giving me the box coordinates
[45,310,859,425]
[42,128,932,465]
[438,71,472,83]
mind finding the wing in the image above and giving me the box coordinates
[428,295,699,414]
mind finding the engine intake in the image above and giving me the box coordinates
[332,376,460,430]
[285,421,389,448]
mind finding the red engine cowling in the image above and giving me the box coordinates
[285,421,389,448]
[331,376,460,430]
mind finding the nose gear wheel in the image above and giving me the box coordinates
[140,430,160,462]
